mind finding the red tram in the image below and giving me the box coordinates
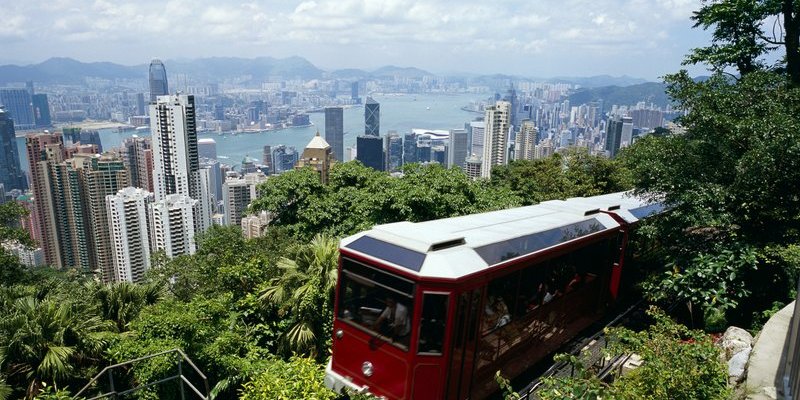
[324,191,664,399]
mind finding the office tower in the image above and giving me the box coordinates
[480,101,511,178]
[465,155,482,180]
[26,131,65,266]
[271,145,298,174]
[32,94,51,127]
[447,128,468,169]
[324,107,344,161]
[432,146,447,165]
[149,59,169,102]
[470,121,485,158]
[630,108,663,129]
[384,131,403,172]
[150,194,197,258]
[0,108,27,190]
[503,84,520,130]
[122,136,154,192]
[241,211,271,239]
[297,132,335,184]
[356,135,383,170]
[605,115,624,158]
[515,120,537,161]
[106,187,153,283]
[365,97,380,136]
[198,138,217,160]
[262,145,272,172]
[136,93,146,115]
[25,81,34,96]
[535,139,554,159]
[351,81,360,103]
[214,104,225,121]
[403,132,417,165]
[223,172,267,226]
[0,89,34,130]
[346,146,357,162]
[620,116,634,149]
[69,129,103,152]
[201,159,223,213]
[416,135,432,163]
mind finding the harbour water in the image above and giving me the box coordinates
[17,93,485,172]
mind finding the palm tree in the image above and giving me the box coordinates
[259,234,339,358]
[0,297,112,399]
[94,282,164,332]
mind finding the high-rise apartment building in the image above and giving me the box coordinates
[122,136,154,192]
[465,155,482,180]
[356,135,383,171]
[0,89,35,130]
[480,101,511,178]
[150,194,197,258]
[0,108,27,191]
[26,131,65,266]
[241,211,271,239]
[447,128,469,169]
[297,132,335,183]
[223,172,267,226]
[324,107,344,161]
[365,97,380,136]
[515,120,537,161]
[149,59,169,102]
[106,187,153,283]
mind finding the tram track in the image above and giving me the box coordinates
[512,298,651,399]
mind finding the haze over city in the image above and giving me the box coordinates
[1,0,710,79]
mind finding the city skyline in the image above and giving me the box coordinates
[1,0,712,79]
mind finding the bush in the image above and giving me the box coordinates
[239,356,336,400]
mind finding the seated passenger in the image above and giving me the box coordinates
[493,297,511,328]
[373,296,410,339]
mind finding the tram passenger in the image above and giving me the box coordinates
[373,296,410,339]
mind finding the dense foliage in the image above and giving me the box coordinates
[535,308,729,400]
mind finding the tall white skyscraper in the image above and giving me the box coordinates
[515,120,537,161]
[150,194,197,258]
[481,101,511,178]
[469,121,485,158]
[448,128,469,169]
[223,172,268,226]
[150,94,211,236]
[106,187,153,283]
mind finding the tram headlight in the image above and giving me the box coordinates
[361,361,374,377]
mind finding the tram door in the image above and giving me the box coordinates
[446,288,483,400]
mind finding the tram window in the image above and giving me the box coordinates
[482,272,519,335]
[418,293,448,355]
[337,258,415,350]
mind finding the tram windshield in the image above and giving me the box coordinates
[337,258,415,350]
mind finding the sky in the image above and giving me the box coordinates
[0,0,712,80]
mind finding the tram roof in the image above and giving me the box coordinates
[340,191,664,280]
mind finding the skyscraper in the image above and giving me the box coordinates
[271,145,298,174]
[297,132,335,183]
[262,145,272,172]
[150,94,210,235]
[106,187,153,283]
[515,120,537,161]
[384,131,403,172]
[0,108,27,190]
[469,121,485,158]
[122,136,154,192]
[150,194,197,258]
[136,93,146,115]
[365,97,380,136]
[0,89,34,130]
[223,172,267,226]
[32,94,51,127]
[356,135,383,171]
[605,115,632,158]
[447,128,469,169]
[465,155,482,180]
[149,59,169,102]
[324,107,344,161]
[480,101,511,178]
[403,132,418,165]
[26,131,65,266]
[198,138,217,160]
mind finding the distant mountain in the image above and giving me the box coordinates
[371,65,432,78]
[166,56,323,81]
[327,68,372,79]
[551,75,651,88]
[567,82,671,108]
[0,57,141,84]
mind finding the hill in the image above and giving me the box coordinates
[567,82,670,108]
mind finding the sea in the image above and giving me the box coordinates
[16,93,485,172]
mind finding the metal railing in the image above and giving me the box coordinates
[73,348,210,400]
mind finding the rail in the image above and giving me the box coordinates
[782,279,800,399]
[73,348,210,400]
[516,300,645,399]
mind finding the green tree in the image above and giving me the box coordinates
[239,356,336,400]
[0,201,33,285]
[258,235,339,358]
